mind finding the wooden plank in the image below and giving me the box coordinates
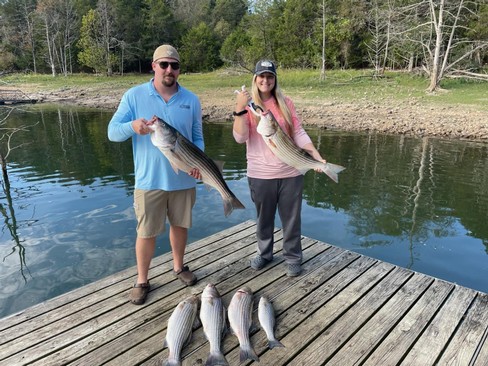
[437,293,488,365]
[400,285,477,365]
[472,326,488,366]
[362,279,454,365]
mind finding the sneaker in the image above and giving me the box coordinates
[129,281,150,305]
[286,263,302,277]
[174,265,197,286]
[250,255,270,270]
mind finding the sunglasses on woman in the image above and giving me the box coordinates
[158,61,180,70]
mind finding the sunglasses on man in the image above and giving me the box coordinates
[157,61,180,70]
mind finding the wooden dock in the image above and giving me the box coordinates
[1,220,487,365]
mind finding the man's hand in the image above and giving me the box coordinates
[188,168,202,180]
[132,118,152,135]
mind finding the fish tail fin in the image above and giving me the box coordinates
[323,163,346,183]
[269,339,285,349]
[205,351,229,366]
[223,196,246,217]
[240,346,259,363]
[162,358,181,366]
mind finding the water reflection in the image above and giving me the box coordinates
[1,104,488,319]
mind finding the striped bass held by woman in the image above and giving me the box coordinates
[253,107,346,183]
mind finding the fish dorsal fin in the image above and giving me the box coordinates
[213,160,225,173]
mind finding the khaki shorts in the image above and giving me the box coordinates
[133,188,196,238]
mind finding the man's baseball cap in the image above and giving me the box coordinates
[254,60,276,76]
[153,45,180,62]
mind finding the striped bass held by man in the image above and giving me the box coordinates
[254,108,346,183]
[149,116,245,217]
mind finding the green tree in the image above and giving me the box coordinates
[112,0,145,73]
[220,26,252,68]
[241,0,286,64]
[78,9,107,73]
[211,0,247,41]
[77,0,119,75]
[142,0,181,62]
[0,0,41,72]
[180,22,221,72]
[275,0,320,67]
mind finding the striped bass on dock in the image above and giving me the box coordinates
[228,286,259,363]
[200,283,229,366]
[258,296,284,349]
[163,295,199,366]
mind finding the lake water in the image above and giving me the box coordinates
[1,104,487,318]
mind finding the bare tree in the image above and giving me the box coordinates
[427,0,488,90]
[35,0,79,77]
[56,0,78,76]
[365,0,388,75]
[36,0,60,76]
[399,0,488,91]
[19,0,39,73]
[97,0,116,76]
[320,0,327,80]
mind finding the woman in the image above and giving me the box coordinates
[233,59,326,277]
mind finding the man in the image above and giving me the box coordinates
[108,44,203,305]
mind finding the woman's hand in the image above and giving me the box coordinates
[235,85,251,112]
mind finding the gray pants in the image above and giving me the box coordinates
[248,175,303,264]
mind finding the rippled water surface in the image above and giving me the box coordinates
[1,105,487,318]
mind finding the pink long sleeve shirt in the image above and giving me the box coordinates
[233,96,312,179]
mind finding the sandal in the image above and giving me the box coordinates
[250,255,271,270]
[286,263,302,277]
[129,281,150,305]
[173,266,197,286]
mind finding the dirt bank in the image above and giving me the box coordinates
[28,86,488,140]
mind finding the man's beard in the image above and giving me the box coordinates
[162,74,176,87]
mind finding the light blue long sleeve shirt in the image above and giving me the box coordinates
[107,79,204,191]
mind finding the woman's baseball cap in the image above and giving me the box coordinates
[254,60,276,76]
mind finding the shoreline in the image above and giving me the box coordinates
[27,87,488,141]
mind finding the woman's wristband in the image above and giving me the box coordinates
[233,109,248,116]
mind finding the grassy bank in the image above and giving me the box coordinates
[2,69,487,110]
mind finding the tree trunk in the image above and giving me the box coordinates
[428,0,445,92]
[320,0,326,81]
